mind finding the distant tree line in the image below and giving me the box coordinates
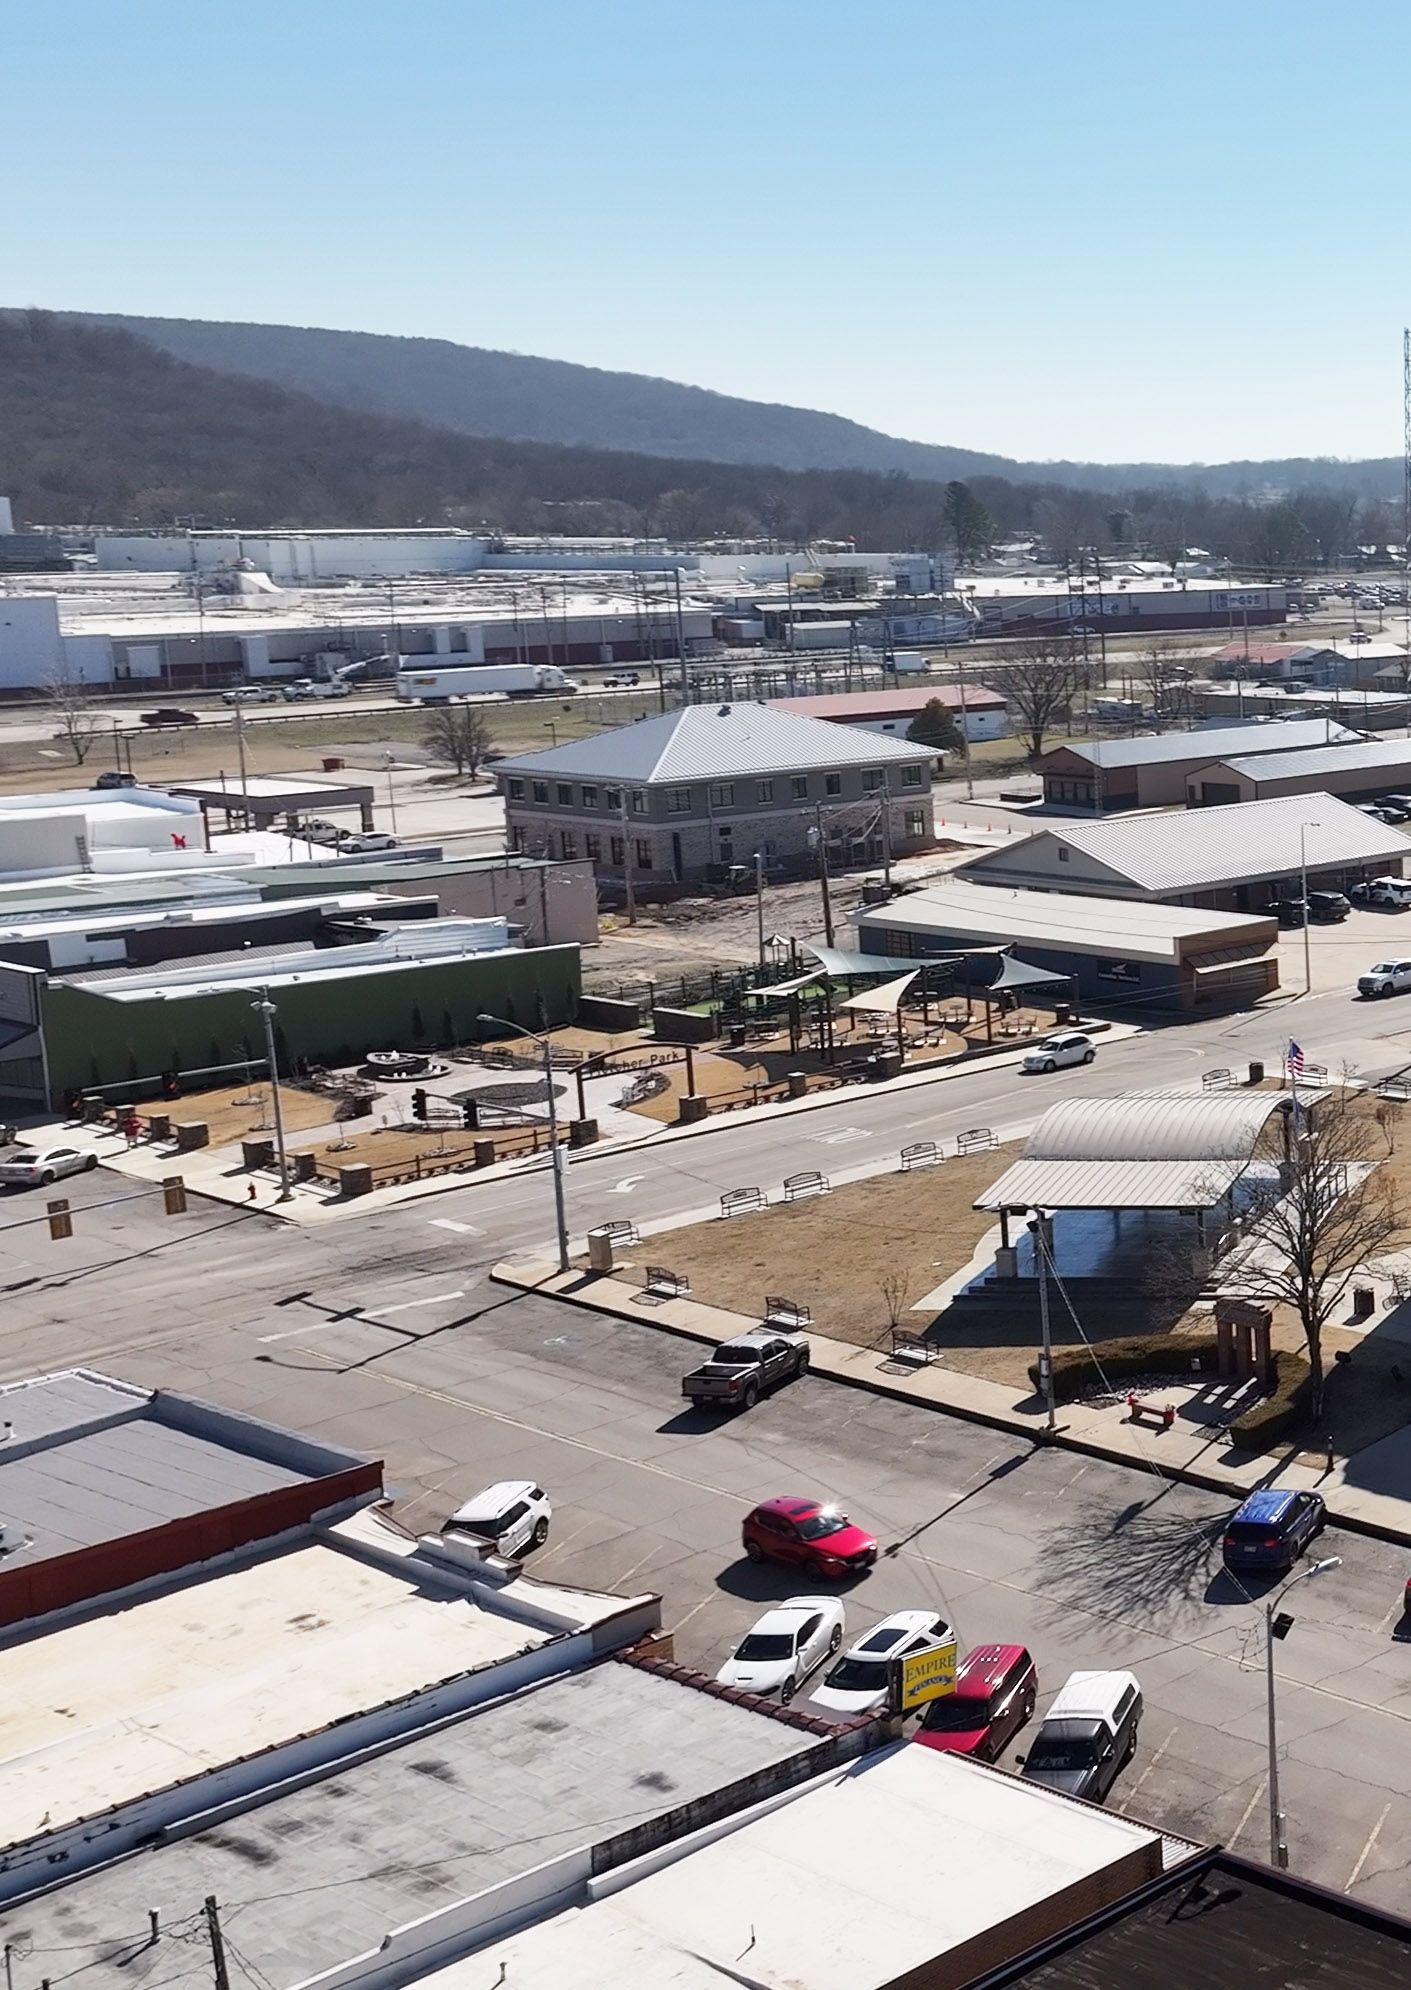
[0,314,1398,573]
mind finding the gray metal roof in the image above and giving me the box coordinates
[1052,718,1361,770]
[978,1090,1289,1211]
[1215,739,1411,781]
[960,795,1411,896]
[0,1658,820,1989]
[495,704,927,783]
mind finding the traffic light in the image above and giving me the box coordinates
[47,1199,72,1241]
[411,1088,428,1122]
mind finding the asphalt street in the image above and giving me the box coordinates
[10,980,1411,1901]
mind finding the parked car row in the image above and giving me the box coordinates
[299,818,400,853]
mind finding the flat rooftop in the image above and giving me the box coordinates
[857,882,1273,964]
[0,1656,820,1987]
[0,1530,560,1854]
[426,1746,1177,1990]
[168,776,375,803]
[0,1369,371,1588]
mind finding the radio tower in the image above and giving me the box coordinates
[1403,329,1411,574]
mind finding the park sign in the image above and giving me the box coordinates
[890,1634,959,1714]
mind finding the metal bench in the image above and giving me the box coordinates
[955,1127,997,1156]
[1300,1060,1328,1086]
[782,1170,831,1202]
[644,1265,691,1299]
[765,1294,813,1330]
[1202,1068,1234,1091]
[720,1186,768,1218]
[900,1140,941,1171]
[600,1218,641,1247]
[889,1327,937,1365]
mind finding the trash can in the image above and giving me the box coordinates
[322,756,345,773]
[1353,1285,1376,1320]
[1248,1059,1265,1086]
[1054,1003,1072,1025]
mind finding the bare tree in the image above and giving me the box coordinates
[420,704,496,778]
[1219,1088,1398,1421]
[986,635,1089,760]
[880,1270,912,1344]
[44,667,105,767]
[1130,642,1194,733]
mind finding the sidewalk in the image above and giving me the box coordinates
[492,1259,1411,1549]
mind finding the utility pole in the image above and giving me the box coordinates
[620,794,637,925]
[1029,1214,1057,1435]
[673,567,690,706]
[251,990,291,1201]
[753,849,766,968]
[956,652,974,800]
[234,702,251,832]
[204,1897,231,1990]
[880,789,893,891]
[812,803,835,947]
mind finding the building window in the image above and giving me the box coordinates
[668,787,693,813]
[508,778,525,800]
[605,786,622,809]
[709,783,735,807]
[792,775,809,800]
[825,771,842,797]
[581,784,598,808]
[862,768,884,792]
[905,809,926,839]
[532,781,549,804]
[556,783,573,806]
[635,839,654,870]
[902,765,925,788]
[1058,846,1070,861]
[585,831,601,860]
[630,789,647,815]
[756,779,774,803]
[610,835,625,864]
[560,830,577,858]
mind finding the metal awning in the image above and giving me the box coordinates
[1190,948,1272,977]
[838,971,920,1015]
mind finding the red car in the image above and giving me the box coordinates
[741,1496,878,1579]
[913,1643,1038,1761]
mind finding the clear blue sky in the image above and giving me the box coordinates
[5,0,1408,465]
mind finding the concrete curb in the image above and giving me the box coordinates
[490,1259,1411,1551]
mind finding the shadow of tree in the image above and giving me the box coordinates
[1037,1495,1231,1625]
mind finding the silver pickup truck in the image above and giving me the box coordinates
[681,1332,810,1411]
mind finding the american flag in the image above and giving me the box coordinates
[1287,1039,1305,1079]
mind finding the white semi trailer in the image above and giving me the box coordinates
[395,664,578,703]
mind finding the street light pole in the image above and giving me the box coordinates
[1299,821,1321,996]
[1028,1213,1057,1434]
[383,751,399,837]
[811,804,835,947]
[251,988,291,1201]
[1266,1557,1341,1867]
[479,1014,570,1274]
[753,849,765,970]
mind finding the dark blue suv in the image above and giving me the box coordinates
[1222,1489,1326,1573]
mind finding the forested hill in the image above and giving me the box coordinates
[44,308,1402,502]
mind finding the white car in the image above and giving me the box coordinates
[1021,1030,1096,1075]
[342,833,399,852]
[1359,959,1411,997]
[715,1596,845,1702]
[809,1608,953,1718]
[0,1147,98,1188]
[447,1480,551,1557]
[220,685,281,705]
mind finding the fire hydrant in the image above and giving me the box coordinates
[1162,1404,1176,1431]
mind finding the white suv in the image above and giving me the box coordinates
[1359,960,1411,998]
[1021,1030,1096,1075]
[447,1480,551,1557]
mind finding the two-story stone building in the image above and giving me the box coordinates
[493,704,934,888]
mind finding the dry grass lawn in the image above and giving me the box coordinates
[138,1081,334,1146]
[629,1151,1013,1346]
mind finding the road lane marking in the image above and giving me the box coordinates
[810,1127,872,1144]
[373,1290,466,1316]
[1228,1778,1267,1847]
[611,1176,646,1193]
[1346,1801,1392,1892]
[1120,1729,1171,1808]
[429,1217,481,1234]
[259,1318,365,1344]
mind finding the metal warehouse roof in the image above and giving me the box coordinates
[959,795,1411,896]
[0,1655,820,1990]
[978,1090,1289,1211]
[770,686,1007,719]
[1050,718,1361,769]
[494,704,927,782]
[1215,739,1411,781]
[857,882,1272,965]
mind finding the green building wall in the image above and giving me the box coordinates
[42,946,581,1103]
